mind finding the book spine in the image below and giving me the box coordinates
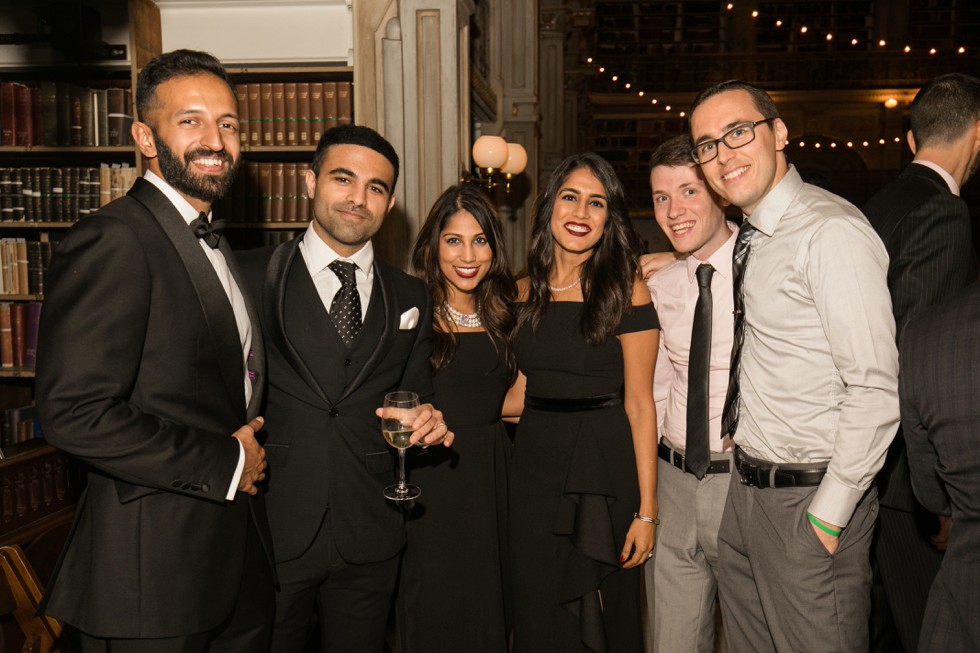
[30,85,42,146]
[10,302,25,367]
[296,83,310,147]
[271,162,285,223]
[0,82,15,146]
[235,84,249,148]
[247,84,262,148]
[297,163,311,223]
[309,83,324,144]
[336,81,352,126]
[40,82,58,146]
[322,82,337,133]
[272,82,286,146]
[0,302,12,367]
[14,83,33,146]
[283,163,298,223]
[24,301,40,369]
[260,83,274,147]
[284,82,298,146]
[258,163,273,223]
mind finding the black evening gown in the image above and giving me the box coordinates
[396,331,511,653]
[510,301,659,653]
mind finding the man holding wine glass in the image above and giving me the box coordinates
[239,125,452,653]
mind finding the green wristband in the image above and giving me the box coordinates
[807,512,841,537]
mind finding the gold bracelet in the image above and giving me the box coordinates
[633,512,660,525]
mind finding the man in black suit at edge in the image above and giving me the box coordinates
[863,72,980,653]
[35,49,274,652]
[239,124,453,653]
[899,281,980,653]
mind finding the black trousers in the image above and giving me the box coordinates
[270,511,400,653]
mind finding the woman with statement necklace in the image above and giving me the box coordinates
[505,153,660,653]
[395,184,517,653]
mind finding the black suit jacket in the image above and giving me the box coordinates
[899,282,980,652]
[863,163,977,510]
[35,178,273,638]
[239,235,433,565]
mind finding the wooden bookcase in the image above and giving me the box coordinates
[0,0,160,552]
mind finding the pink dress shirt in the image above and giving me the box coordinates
[648,222,737,453]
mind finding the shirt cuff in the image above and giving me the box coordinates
[807,473,864,529]
[225,439,245,501]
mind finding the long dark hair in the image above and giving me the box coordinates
[412,184,516,377]
[520,153,642,345]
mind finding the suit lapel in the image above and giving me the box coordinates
[264,236,333,405]
[128,179,246,414]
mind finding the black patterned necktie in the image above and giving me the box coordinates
[686,263,714,479]
[720,221,758,439]
[190,212,227,249]
[328,260,362,346]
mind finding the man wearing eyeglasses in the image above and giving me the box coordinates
[688,80,900,653]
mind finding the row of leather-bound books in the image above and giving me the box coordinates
[235,81,352,149]
[0,165,138,224]
[0,81,133,148]
[213,161,313,225]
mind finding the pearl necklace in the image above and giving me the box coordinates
[444,303,482,328]
[549,277,582,293]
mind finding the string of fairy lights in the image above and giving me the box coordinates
[586,2,970,152]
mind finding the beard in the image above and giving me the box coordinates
[153,130,241,204]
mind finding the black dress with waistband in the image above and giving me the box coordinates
[510,301,659,653]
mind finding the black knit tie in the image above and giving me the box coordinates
[190,212,226,249]
[328,260,362,346]
[686,263,714,479]
[720,222,758,440]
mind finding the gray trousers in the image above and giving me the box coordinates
[717,473,877,653]
[646,454,731,653]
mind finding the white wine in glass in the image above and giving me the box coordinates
[381,391,422,501]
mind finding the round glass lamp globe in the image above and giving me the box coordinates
[501,143,528,174]
[472,135,509,168]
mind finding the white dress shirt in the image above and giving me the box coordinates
[144,170,250,500]
[911,159,959,196]
[649,222,737,453]
[737,165,900,527]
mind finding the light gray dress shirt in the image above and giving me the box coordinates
[737,165,900,527]
[298,221,374,319]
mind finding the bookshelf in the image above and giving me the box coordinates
[0,0,159,476]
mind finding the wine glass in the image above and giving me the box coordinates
[381,391,422,501]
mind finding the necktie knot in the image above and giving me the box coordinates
[328,259,358,286]
[695,263,714,290]
[190,212,226,249]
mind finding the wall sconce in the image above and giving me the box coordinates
[463,135,527,193]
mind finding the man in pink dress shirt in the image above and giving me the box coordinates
[642,134,736,653]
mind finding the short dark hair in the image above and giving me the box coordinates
[689,80,780,123]
[649,134,695,172]
[311,125,400,194]
[135,49,234,123]
[910,73,980,149]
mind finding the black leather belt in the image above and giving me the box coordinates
[658,442,730,475]
[524,390,623,412]
[734,445,827,489]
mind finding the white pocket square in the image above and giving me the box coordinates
[399,307,420,330]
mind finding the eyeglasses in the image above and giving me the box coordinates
[691,118,776,164]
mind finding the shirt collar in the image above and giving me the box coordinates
[685,220,738,282]
[301,221,375,275]
[743,164,803,237]
[911,159,960,196]
[143,169,208,225]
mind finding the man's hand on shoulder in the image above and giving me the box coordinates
[233,416,267,495]
[640,251,679,279]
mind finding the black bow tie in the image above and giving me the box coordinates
[190,213,227,249]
